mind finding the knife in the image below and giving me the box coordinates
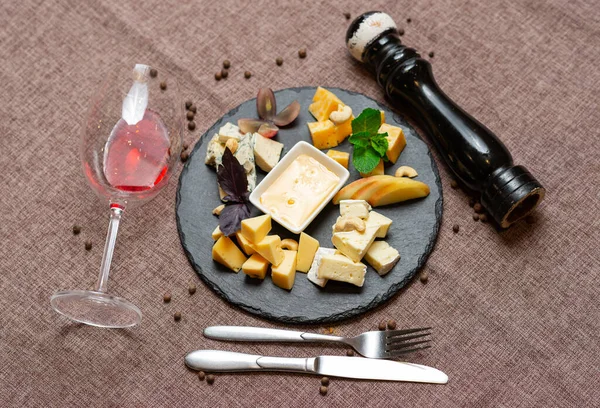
[184,350,448,384]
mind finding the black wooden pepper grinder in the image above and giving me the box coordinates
[346,11,545,228]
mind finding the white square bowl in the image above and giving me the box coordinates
[249,141,350,234]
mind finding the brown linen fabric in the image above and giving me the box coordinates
[1,0,599,406]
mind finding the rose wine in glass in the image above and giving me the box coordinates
[50,63,183,328]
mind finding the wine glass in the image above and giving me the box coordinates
[50,63,183,328]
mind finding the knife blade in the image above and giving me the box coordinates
[184,350,448,384]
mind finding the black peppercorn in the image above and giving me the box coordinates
[160,81,167,90]
[276,57,283,66]
[223,60,231,69]
[244,71,251,79]
[72,225,81,235]
[188,121,196,131]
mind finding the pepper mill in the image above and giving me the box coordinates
[346,11,545,228]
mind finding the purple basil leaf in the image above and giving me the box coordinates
[273,100,300,126]
[257,88,276,121]
[238,118,266,134]
[217,148,248,202]
[219,203,251,236]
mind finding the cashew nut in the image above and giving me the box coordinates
[333,216,366,233]
[212,204,225,215]
[329,105,353,124]
[281,239,299,251]
[395,166,418,178]
[225,138,238,154]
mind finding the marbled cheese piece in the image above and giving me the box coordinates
[205,133,225,167]
[235,132,256,192]
[218,122,242,143]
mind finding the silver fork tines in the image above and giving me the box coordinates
[384,327,432,357]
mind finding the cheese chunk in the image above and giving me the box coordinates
[205,134,226,167]
[364,241,400,276]
[326,149,349,169]
[212,225,223,241]
[241,214,271,243]
[308,120,338,149]
[312,86,343,104]
[307,248,336,287]
[271,250,297,290]
[253,133,283,172]
[334,115,354,144]
[254,235,285,266]
[212,236,247,272]
[379,123,406,164]
[296,232,320,273]
[339,200,372,219]
[235,132,256,191]
[365,211,393,238]
[331,225,379,262]
[360,159,384,178]
[218,122,241,143]
[235,230,256,255]
[318,253,366,287]
[242,253,270,279]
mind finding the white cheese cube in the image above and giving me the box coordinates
[331,225,379,263]
[205,133,226,167]
[218,122,241,143]
[253,133,284,172]
[364,241,400,276]
[365,211,393,238]
[317,252,367,287]
[307,248,336,287]
[339,200,371,219]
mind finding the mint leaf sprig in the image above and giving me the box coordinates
[348,108,388,174]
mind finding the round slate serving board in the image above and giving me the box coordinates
[176,87,442,324]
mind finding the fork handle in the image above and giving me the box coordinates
[204,326,344,344]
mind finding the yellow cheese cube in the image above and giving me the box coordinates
[241,214,271,244]
[271,250,297,290]
[254,235,285,266]
[212,236,247,272]
[242,253,270,279]
[360,159,384,178]
[326,149,350,169]
[309,99,341,122]
[235,231,256,255]
[296,232,320,273]
[334,115,354,144]
[308,120,338,149]
[379,123,406,164]
[212,225,223,241]
[312,86,343,103]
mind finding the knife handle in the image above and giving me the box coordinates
[184,350,310,373]
[204,326,343,343]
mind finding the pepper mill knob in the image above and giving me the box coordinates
[346,11,398,62]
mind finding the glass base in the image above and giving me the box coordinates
[50,290,142,328]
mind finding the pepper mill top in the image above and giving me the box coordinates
[346,11,398,62]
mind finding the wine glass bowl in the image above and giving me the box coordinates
[51,63,182,328]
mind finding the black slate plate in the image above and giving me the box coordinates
[176,87,442,324]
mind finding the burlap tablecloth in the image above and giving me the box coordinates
[1,0,599,406]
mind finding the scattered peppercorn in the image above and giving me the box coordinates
[479,214,488,223]
[473,214,480,221]
[450,180,458,189]
[525,215,536,224]
[221,69,229,79]
[344,12,351,20]
[321,377,330,386]
[407,17,412,23]
[149,68,158,78]
[474,203,483,213]
[378,321,387,331]
[223,60,231,69]
[452,224,460,233]
[276,57,283,66]
[188,121,196,131]
[85,240,92,251]
[420,270,429,283]
[387,319,397,330]
[346,350,354,356]
[298,48,307,59]
[469,197,476,207]
[215,72,222,81]
[174,311,181,321]
[160,81,167,90]
[181,151,189,162]
[72,225,81,235]
[189,105,197,114]
[188,283,196,295]
[186,111,194,121]
[198,371,206,381]
[319,385,328,396]
[244,71,251,79]
[398,28,405,36]
[429,51,435,58]
[163,293,171,303]
[185,101,192,110]
[206,374,215,384]
[183,142,189,150]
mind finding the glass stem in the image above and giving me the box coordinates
[95,205,124,293]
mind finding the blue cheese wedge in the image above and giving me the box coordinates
[253,133,283,172]
[331,225,379,262]
[205,133,226,167]
[339,199,371,219]
[364,241,400,276]
[307,248,336,287]
[218,122,241,143]
[317,252,367,287]
[365,211,393,238]
[235,132,256,191]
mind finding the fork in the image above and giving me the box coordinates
[203,326,432,359]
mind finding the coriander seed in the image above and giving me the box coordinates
[72,225,81,235]
[149,68,158,78]
[479,214,488,223]
[452,224,460,233]
[321,377,329,386]
[276,57,283,66]
[174,311,181,321]
[163,293,171,303]
[473,214,480,221]
[474,203,483,213]
[319,385,328,396]
[450,180,458,189]
[387,319,397,330]
[189,105,197,113]
[180,151,189,162]
[378,321,387,331]
[206,374,215,384]
[221,69,228,78]
[85,240,92,251]
[244,71,251,79]
[160,81,167,90]
[198,371,206,381]
[186,111,194,121]
[346,350,354,356]
[298,48,307,58]
[215,72,222,81]
[420,270,429,283]
[223,59,231,69]
[188,283,196,295]
[188,121,196,131]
